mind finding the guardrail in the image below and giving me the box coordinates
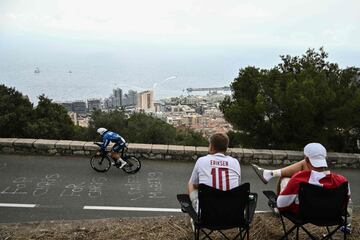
[0,138,359,168]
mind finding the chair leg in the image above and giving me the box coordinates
[279,215,287,240]
[344,224,347,240]
[326,226,333,240]
[320,225,342,240]
[195,227,200,240]
[296,227,299,240]
[279,215,297,240]
[280,224,297,240]
[217,230,231,240]
[233,230,241,240]
[236,228,248,240]
[235,228,247,240]
[201,230,214,240]
[234,227,246,240]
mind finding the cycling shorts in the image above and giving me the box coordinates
[112,141,125,153]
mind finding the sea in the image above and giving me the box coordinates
[0,49,237,103]
[0,50,242,103]
[2,37,356,104]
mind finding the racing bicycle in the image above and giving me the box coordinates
[90,142,141,174]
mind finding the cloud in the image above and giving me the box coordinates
[0,0,359,49]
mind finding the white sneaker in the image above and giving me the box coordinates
[251,164,269,184]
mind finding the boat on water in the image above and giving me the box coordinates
[68,70,72,73]
[34,67,40,73]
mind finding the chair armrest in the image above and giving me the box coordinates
[176,194,198,223]
[246,192,258,224]
[263,190,277,208]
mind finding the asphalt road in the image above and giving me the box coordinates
[0,154,359,223]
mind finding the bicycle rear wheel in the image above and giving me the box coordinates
[90,155,111,172]
[122,156,141,174]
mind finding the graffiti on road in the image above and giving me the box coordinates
[0,176,35,195]
[60,177,107,198]
[125,171,165,201]
[126,175,144,201]
[1,170,167,201]
[1,175,107,199]
[148,172,165,199]
[89,177,107,198]
[33,174,60,197]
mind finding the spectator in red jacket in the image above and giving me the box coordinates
[253,143,349,214]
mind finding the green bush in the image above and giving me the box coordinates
[220,48,360,152]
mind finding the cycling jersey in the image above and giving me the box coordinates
[100,130,125,151]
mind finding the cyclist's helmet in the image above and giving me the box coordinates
[97,127,107,135]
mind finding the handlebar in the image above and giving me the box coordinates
[93,142,108,155]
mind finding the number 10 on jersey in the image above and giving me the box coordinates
[211,167,230,191]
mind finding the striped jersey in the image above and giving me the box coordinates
[277,170,349,214]
[189,153,241,191]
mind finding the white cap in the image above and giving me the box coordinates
[304,143,328,168]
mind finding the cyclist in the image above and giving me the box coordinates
[96,127,127,169]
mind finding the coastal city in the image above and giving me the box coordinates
[58,87,233,138]
[1,1,360,239]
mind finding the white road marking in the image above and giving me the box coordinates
[0,203,37,208]
[255,210,271,213]
[84,206,182,212]
[0,203,272,213]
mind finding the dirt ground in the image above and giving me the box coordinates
[0,210,358,240]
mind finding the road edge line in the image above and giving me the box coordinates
[83,206,182,212]
[0,203,37,208]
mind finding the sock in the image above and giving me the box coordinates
[119,158,126,164]
[263,170,273,182]
[263,169,281,182]
[272,169,282,177]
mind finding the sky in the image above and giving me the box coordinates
[0,0,359,49]
[0,0,360,102]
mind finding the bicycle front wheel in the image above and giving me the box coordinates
[122,156,141,174]
[90,155,111,172]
